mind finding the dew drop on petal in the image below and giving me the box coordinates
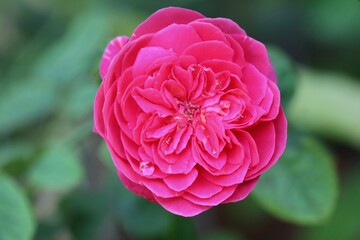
[211,148,217,156]
[166,136,172,144]
[139,161,155,176]
[220,100,230,108]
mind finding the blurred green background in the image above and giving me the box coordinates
[0,0,359,239]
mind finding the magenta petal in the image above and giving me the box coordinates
[155,196,211,217]
[260,80,280,121]
[142,178,177,198]
[190,21,228,42]
[94,84,105,137]
[132,87,174,117]
[186,175,223,198]
[163,168,198,192]
[237,35,272,76]
[241,64,268,105]
[100,36,129,79]
[259,108,287,172]
[223,177,259,203]
[249,121,276,172]
[198,17,246,35]
[147,122,177,139]
[153,146,196,174]
[109,146,140,184]
[132,47,175,76]
[149,24,202,53]
[175,126,193,154]
[132,7,204,39]
[183,40,234,63]
[183,185,237,206]
[202,159,251,187]
[160,127,187,155]
[118,171,156,202]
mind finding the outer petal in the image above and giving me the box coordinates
[234,35,272,77]
[149,24,202,53]
[183,40,234,63]
[198,17,246,36]
[223,177,259,203]
[154,196,211,217]
[258,108,287,173]
[99,36,129,79]
[118,171,156,202]
[132,7,204,39]
[163,168,198,192]
[94,84,105,136]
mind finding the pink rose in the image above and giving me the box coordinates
[94,7,287,216]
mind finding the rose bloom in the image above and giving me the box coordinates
[94,7,287,216]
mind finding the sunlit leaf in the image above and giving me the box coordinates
[253,132,338,225]
[0,173,35,240]
[289,69,360,149]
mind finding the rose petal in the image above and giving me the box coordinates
[163,168,198,192]
[149,24,202,53]
[185,175,223,198]
[118,171,156,202]
[175,126,193,154]
[202,59,243,77]
[201,158,251,187]
[190,21,229,42]
[94,84,105,136]
[260,80,280,121]
[132,7,204,39]
[236,35,272,77]
[241,64,268,105]
[154,196,211,217]
[132,87,174,117]
[198,17,246,36]
[258,108,287,173]
[100,36,129,79]
[248,121,276,171]
[183,184,237,206]
[153,145,196,174]
[183,40,234,63]
[223,177,259,203]
[132,47,175,76]
[142,178,177,198]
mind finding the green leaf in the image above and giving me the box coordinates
[27,146,84,191]
[31,9,112,86]
[252,132,338,225]
[297,166,360,240]
[0,173,35,240]
[0,79,56,138]
[267,46,298,109]
[61,82,98,120]
[105,173,173,238]
[0,140,33,167]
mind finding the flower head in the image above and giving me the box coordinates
[94,7,287,216]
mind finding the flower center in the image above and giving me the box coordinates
[183,101,199,121]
